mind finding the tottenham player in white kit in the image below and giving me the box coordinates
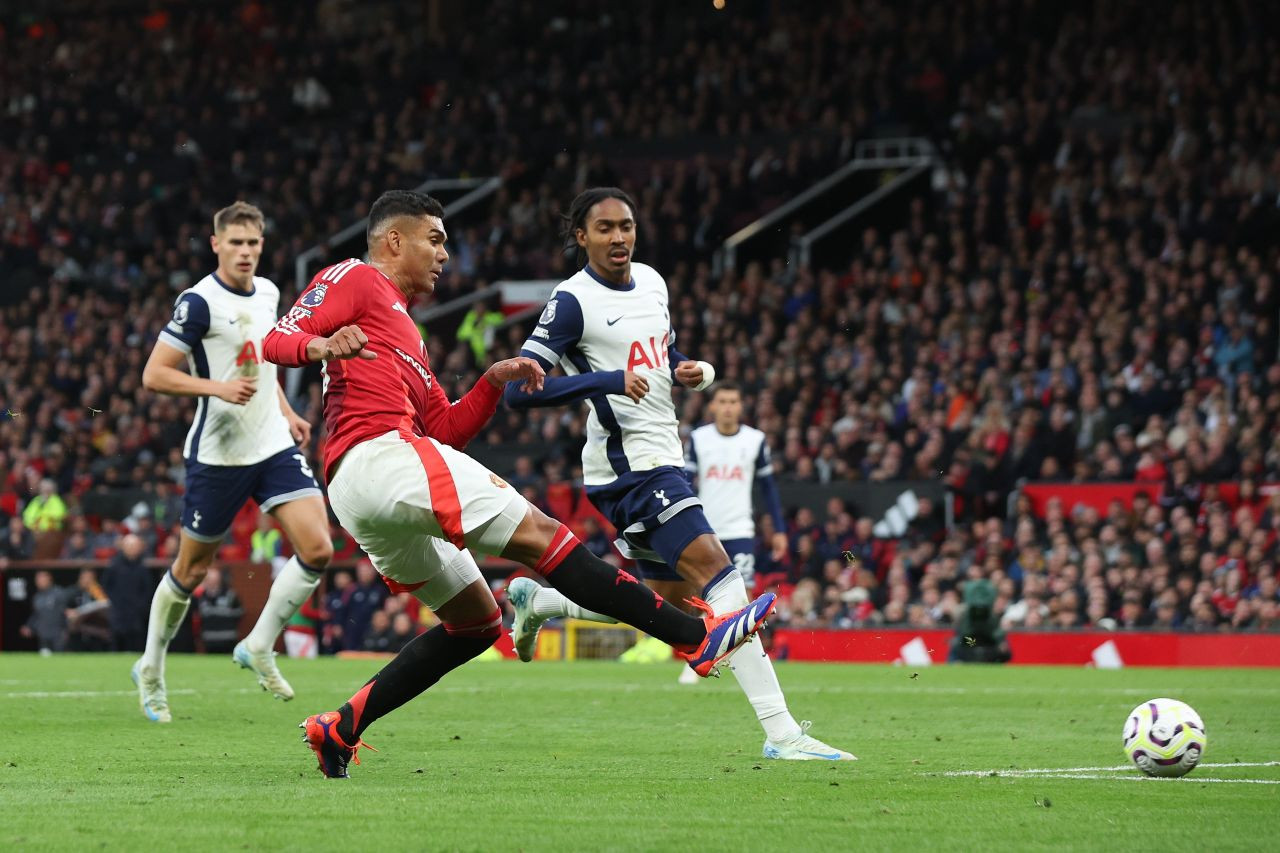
[504,188,854,760]
[132,202,334,722]
[678,382,788,683]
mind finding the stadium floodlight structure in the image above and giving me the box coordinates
[714,137,938,276]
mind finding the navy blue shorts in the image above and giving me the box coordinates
[637,537,756,583]
[585,466,714,581]
[182,446,321,542]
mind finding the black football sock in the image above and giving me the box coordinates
[337,615,498,741]
[541,542,707,648]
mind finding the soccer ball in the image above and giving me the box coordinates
[1122,698,1207,777]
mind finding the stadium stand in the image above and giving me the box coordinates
[2,0,1279,647]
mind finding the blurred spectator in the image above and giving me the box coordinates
[389,612,417,652]
[949,579,1010,663]
[23,478,68,533]
[322,569,354,654]
[20,570,71,653]
[250,511,286,577]
[343,560,388,651]
[455,298,504,364]
[66,569,113,652]
[101,534,152,651]
[2,516,35,560]
[195,567,243,654]
[362,611,394,653]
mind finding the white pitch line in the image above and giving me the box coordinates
[1005,774,1280,785]
[5,687,261,699]
[943,762,1280,776]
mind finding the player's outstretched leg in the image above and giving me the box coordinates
[506,576,616,662]
[695,559,855,761]
[501,513,775,677]
[301,579,501,779]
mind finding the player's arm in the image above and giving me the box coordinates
[421,357,545,450]
[143,293,255,404]
[262,279,375,366]
[668,328,715,390]
[276,383,311,445]
[754,437,788,548]
[503,292,648,407]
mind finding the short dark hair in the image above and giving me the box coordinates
[560,187,637,263]
[711,381,742,399]
[367,190,445,245]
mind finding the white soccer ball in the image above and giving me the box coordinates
[1122,698,1207,777]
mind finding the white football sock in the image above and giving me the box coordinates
[703,568,801,742]
[531,585,617,623]
[245,556,322,654]
[141,570,192,675]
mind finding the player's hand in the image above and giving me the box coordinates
[19,625,31,638]
[217,376,258,405]
[308,325,377,362]
[485,357,545,392]
[674,361,705,389]
[286,411,312,445]
[622,371,650,402]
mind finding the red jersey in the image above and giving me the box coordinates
[262,259,501,481]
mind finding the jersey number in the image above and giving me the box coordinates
[732,551,755,579]
[294,453,314,480]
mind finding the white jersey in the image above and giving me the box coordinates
[158,273,296,466]
[686,423,773,540]
[519,263,684,486]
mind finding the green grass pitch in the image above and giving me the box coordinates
[2,654,1277,851]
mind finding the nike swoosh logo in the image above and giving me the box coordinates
[606,316,624,325]
[799,750,843,759]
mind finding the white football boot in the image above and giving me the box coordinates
[763,721,857,761]
[130,659,172,723]
[233,640,294,701]
[506,576,548,662]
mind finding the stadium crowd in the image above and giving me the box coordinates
[3,0,1280,644]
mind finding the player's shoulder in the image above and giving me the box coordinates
[304,259,383,305]
[630,262,668,291]
[553,269,592,298]
[690,422,716,440]
[542,281,586,319]
[252,275,279,296]
[177,278,218,314]
[186,274,221,299]
[314,258,378,287]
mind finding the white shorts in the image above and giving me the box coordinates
[327,431,528,610]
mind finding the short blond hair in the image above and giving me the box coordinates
[213,201,265,234]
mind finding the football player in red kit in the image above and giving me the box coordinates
[263,190,776,778]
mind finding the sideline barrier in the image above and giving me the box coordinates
[772,628,1280,667]
[1020,481,1280,517]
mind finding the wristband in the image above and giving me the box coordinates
[693,361,716,391]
